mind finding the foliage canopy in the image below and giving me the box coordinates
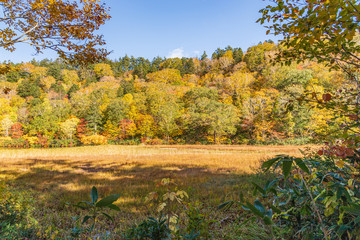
[0,0,110,65]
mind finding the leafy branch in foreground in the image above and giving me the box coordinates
[67,186,120,236]
[258,0,360,72]
[221,154,360,239]
[0,0,111,65]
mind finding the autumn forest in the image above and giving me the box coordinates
[2,0,360,238]
[0,41,348,147]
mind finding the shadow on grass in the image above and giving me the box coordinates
[3,157,273,231]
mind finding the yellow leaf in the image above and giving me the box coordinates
[336,160,345,168]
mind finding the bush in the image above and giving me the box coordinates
[124,216,171,240]
[182,201,214,239]
[0,137,12,147]
[50,139,80,148]
[221,153,360,239]
[80,135,108,145]
[2,138,27,148]
[145,138,163,145]
[0,183,38,239]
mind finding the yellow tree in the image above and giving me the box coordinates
[0,0,110,64]
[39,76,56,92]
[242,88,280,142]
[60,116,80,139]
[146,69,182,85]
[94,63,114,78]
[136,114,155,140]
[61,69,80,92]
[62,70,80,85]
[1,115,13,137]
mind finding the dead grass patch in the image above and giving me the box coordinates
[0,145,318,238]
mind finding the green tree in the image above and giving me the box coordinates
[103,98,129,125]
[243,42,276,73]
[17,79,41,99]
[183,87,218,107]
[201,51,208,60]
[188,98,239,144]
[85,104,103,134]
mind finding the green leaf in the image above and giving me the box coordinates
[69,203,90,210]
[344,203,360,216]
[252,182,266,195]
[270,205,281,214]
[254,199,266,214]
[96,194,120,207]
[108,204,120,211]
[263,215,272,225]
[102,212,114,222]
[294,158,310,174]
[282,159,293,178]
[264,179,278,192]
[218,201,235,210]
[243,201,263,217]
[91,186,98,203]
[78,201,94,207]
[262,157,281,171]
[88,223,95,233]
[82,215,92,224]
[238,216,256,227]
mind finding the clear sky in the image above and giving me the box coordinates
[0,0,280,63]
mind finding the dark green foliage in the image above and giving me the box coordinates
[47,64,62,81]
[222,154,360,239]
[211,45,242,63]
[200,51,207,60]
[67,83,80,99]
[50,82,66,97]
[124,216,171,240]
[150,56,164,72]
[212,48,226,59]
[6,70,21,82]
[183,202,213,239]
[233,47,243,64]
[68,186,120,234]
[104,98,129,125]
[133,57,151,78]
[117,79,135,97]
[85,104,103,134]
[17,79,42,98]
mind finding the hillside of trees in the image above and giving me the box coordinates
[0,41,350,147]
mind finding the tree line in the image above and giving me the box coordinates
[0,42,349,147]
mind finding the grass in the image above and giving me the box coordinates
[0,145,316,239]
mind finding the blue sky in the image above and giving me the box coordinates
[0,0,280,62]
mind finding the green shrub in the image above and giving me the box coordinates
[182,201,214,239]
[0,183,38,239]
[68,186,120,237]
[124,216,171,240]
[221,154,360,239]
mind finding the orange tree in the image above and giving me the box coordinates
[0,0,110,66]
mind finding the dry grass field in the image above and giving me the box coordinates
[0,145,317,238]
